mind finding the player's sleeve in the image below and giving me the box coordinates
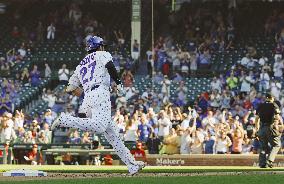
[101,51,113,66]
[68,68,81,87]
[104,52,121,85]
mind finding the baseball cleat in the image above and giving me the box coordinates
[129,161,145,176]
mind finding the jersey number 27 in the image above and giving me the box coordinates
[80,61,96,84]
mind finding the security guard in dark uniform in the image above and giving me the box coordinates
[255,93,283,168]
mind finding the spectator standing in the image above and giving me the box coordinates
[176,83,187,107]
[124,119,138,142]
[163,128,180,154]
[242,133,253,154]
[21,68,30,86]
[202,111,218,131]
[210,90,221,109]
[42,123,51,143]
[146,132,161,154]
[226,72,238,94]
[204,130,216,154]
[146,48,153,78]
[169,47,179,72]
[147,111,158,135]
[42,109,55,126]
[273,58,284,80]
[180,57,189,77]
[157,111,172,141]
[271,80,282,101]
[44,63,52,78]
[58,64,69,85]
[18,45,26,58]
[0,112,17,144]
[231,127,244,154]
[42,89,56,109]
[199,50,211,69]
[190,53,198,76]
[180,112,192,130]
[180,128,193,154]
[161,75,171,98]
[30,65,41,87]
[14,110,24,130]
[258,56,268,66]
[114,30,125,46]
[137,114,152,143]
[47,23,56,40]
[215,131,232,154]
[240,71,255,95]
[131,40,139,62]
[259,68,270,93]
[211,77,222,93]
[274,44,283,62]
[191,130,204,154]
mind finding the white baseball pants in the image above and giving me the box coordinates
[57,85,137,170]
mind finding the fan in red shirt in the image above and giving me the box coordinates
[130,142,146,162]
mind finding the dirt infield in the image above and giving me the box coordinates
[0,171,284,181]
[0,165,284,182]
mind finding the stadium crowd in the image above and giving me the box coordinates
[0,1,284,157]
[146,4,235,78]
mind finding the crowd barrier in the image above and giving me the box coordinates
[1,144,284,166]
[146,154,284,167]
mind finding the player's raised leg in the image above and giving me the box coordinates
[51,112,108,133]
[51,90,111,133]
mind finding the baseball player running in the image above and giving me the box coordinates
[51,36,145,175]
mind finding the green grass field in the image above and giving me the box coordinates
[0,175,284,184]
[0,165,284,184]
